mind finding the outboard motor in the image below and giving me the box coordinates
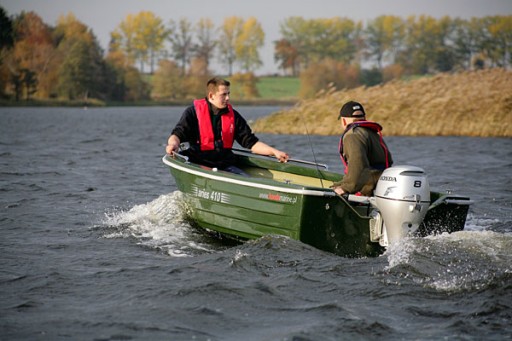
[372,165,430,246]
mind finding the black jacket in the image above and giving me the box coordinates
[171,100,259,168]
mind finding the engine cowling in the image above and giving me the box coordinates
[373,165,430,246]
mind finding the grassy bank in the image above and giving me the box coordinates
[252,68,512,137]
[256,76,300,100]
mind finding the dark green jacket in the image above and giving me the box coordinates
[336,124,393,196]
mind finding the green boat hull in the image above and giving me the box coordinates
[163,150,471,257]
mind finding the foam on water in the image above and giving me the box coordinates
[384,230,512,292]
[101,191,218,257]
[464,212,501,231]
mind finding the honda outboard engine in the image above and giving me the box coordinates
[372,165,430,246]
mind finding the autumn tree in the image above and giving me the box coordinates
[168,18,194,76]
[105,49,149,101]
[184,57,212,98]
[54,13,106,100]
[194,18,217,72]
[217,16,265,75]
[298,59,360,98]
[7,11,56,99]
[151,59,184,100]
[111,11,168,73]
[274,38,299,76]
[229,72,259,99]
[235,17,264,72]
[218,16,244,76]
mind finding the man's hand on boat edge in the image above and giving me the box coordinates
[166,135,181,155]
[272,150,289,163]
[250,141,289,163]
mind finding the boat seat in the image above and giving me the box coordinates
[243,167,334,188]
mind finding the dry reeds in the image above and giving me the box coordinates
[253,68,512,137]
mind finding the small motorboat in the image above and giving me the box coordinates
[163,148,472,257]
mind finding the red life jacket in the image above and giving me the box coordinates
[194,99,235,151]
[338,121,391,174]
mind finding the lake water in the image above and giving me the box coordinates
[1,106,511,340]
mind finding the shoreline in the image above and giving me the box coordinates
[0,98,298,108]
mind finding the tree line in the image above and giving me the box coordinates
[0,6,510,103]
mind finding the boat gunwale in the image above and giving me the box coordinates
[162,154,336,198]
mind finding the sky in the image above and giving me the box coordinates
[2,0,511,74]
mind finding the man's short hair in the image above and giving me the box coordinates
[207,77,230,96]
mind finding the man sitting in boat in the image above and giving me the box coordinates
[165,77,289,174]
[331,101,393,196]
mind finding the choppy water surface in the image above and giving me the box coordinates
[1,107,511,340]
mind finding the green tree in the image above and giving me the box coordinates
[10,71,22,101]
[310,18,358,63]
[451,18,482,70]
[279,16,310,69]
[278,17,359,73]
[0,6,14,97]
[399,15,455,74]
[104,50,127,101]
[55,13,106,100]
[105,43,149,101]
[360,67,383,86]
[123,66,150,101]
[57,39,97,99]
[21,68,37,99]
[485,15,512,68]
[0,7,13,49]
[365,15,404,69]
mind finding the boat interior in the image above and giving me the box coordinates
[234,151,340,188]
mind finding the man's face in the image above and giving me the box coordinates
[210,85,230,109]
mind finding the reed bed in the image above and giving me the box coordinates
[253,68,512,137]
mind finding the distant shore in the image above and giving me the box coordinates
[0,98,297,108]
[3,69,511,137]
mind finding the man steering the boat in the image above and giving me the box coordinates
[331,101,393,196]
[166,77,289,174]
